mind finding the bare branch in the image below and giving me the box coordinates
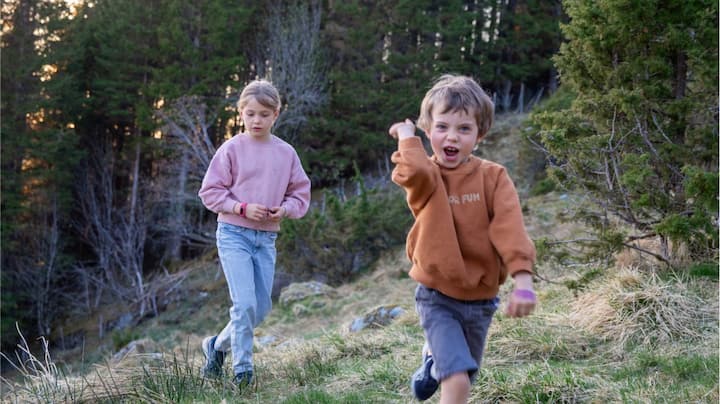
[253,0,328,143]
[622,241,671,265]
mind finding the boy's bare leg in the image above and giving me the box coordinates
[439,372,471,404]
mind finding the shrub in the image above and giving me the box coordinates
[277,175,413,285]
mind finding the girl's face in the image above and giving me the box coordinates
[427,107,480,169]
[240,98,279,139]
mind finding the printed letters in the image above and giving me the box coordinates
[448,193,480,205]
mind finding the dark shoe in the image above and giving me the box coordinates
[233,371,253,388]
[411,352,439,401]
[201,336,226,378]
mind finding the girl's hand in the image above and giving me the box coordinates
[245,203,269,221]
[267,206,286,222]
[388,119,416,140]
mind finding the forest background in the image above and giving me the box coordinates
[1,0,717,369]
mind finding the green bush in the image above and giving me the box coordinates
[111,329,141,351]
[529,177,556,196]
[277,175,413,285]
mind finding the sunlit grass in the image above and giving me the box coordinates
[3,249,717,403]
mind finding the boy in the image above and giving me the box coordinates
[388,74,537,403]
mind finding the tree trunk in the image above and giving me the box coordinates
[673,50,687,100]
[167,149,189,262]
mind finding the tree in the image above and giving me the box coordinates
[153,95,224,252]
[532,0,718,266]
[302,0,563,185]
[489,0,564,111]
[252,0,328,144]
[150,0,255,261]
[1,0,80,349]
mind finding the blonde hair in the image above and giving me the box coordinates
[237,79,282,112]
[417,74,494,138]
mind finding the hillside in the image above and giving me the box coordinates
[2,114,718,403]
[3,190,718,403]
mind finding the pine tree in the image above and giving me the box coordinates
[1,0,80,346]
[533,0,718,265]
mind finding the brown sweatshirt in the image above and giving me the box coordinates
[391,137,536,300]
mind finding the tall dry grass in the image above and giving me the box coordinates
[567,266,717,353]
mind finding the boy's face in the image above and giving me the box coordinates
[240,98,279,139]
[427,107,480,169]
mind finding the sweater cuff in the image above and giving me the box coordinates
[223,200,238,215]
[506,259,534,277]
[398,136,423,150]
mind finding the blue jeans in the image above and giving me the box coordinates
[213,222,277,375]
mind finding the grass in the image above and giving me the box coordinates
[689,262,720,279]
[3,257,717,403]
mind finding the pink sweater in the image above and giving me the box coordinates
[199,134,311,232]
[392,137,535,300]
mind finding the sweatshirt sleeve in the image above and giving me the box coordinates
[390,137,436,214]
[488,168,536,276]
[198,145,238,214]
[281,152,311,219]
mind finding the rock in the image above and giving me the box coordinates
[255,335,278,348]
[279,281,336,306]
[348,305,406,332]
[111,338,162,364]
[112,313,134,331]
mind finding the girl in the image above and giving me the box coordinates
[198,79,311,387]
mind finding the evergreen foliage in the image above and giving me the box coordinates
[277,175,413,285]
[1,0,563,349]
[532,0,718,265]
[305,0,563,185]
[1,0,80,348]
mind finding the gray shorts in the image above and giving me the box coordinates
[415,284,499,382]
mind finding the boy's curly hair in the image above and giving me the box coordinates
[417,74,494,138]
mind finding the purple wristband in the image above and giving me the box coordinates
[513,289,536,301]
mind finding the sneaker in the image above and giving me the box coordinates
[201,335,226,378]
[233,370,253,388]
[410,352,439,401]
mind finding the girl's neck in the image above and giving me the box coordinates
[245,132,272,142]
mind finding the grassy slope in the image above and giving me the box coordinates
[3,115,718,403]
[5,193,718,403]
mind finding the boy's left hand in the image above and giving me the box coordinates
[505,271,536,318]
[505,288,537,318]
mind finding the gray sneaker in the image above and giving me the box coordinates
[201,335,226,378]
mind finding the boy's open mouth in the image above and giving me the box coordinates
[444,146,459,158]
